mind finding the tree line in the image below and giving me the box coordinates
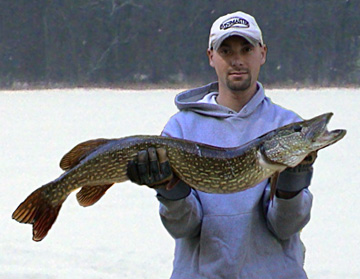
[1,0,359,88]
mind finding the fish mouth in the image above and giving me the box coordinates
[306,113,346,150]
[316,128,346,149]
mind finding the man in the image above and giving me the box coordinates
[127,11,315,279]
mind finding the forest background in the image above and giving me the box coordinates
[1,0,359,88]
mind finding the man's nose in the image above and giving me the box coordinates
[230,53,244,67]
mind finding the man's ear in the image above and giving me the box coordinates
[260,44,267,65]
[207,49,215,68]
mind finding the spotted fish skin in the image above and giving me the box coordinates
[12,113,346,241]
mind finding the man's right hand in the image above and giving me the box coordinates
[127,147,173,188]
[127,147,191,200]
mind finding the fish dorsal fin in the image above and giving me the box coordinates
[60,138,111,170]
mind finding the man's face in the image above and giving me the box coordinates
[207,36,267,94]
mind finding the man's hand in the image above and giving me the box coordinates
[291,151,317,172]
[276,151,317,199]
[127,147,191,200]
[127,147,173,188]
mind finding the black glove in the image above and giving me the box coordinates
[276,151,317,193]
[127,147,191,200]
[127,147,173,187]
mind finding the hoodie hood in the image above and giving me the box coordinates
[175,81,266,118]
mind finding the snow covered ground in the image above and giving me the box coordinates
[1,87,358,278]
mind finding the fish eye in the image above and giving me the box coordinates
[293,125,302,132]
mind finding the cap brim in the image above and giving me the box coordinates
[211,31,259,50]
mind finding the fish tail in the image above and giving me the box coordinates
[12,183,64,241]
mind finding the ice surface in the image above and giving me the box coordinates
[1,87,358,278]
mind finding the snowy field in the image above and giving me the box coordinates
[1,87,358,279]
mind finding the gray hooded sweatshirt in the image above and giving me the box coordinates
[158,82,312,279]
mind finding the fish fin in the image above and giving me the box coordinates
[60,138,111,170]
[12,186,64,241]
[270,172,280,205]
[76,184,114,207]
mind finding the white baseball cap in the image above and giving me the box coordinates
[208,11,263,50]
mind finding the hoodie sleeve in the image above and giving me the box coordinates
[263,185,313,240]
[157,191,203,239]
[156,116,204,239]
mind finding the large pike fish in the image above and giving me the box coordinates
[12,113,346,241]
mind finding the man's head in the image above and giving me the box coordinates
[208,11,263,51]
[207,11,267,99]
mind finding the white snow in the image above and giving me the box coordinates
[1,87,358,278]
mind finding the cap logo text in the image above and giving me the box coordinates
[220,17,249,30]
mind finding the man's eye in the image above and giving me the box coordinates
[243,47,253,53]
[219,48,230,55]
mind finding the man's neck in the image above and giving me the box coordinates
[216,84,258,112]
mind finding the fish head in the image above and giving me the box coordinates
[261,113,346,167]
